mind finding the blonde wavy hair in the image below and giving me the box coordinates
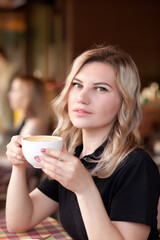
[53,45,142,178]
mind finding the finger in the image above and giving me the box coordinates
[22,134,31,138]
[11,135,23,147]
[6,144,25,161]
[40,155,61,164]
[42,167,64,182]
[62,144,67,152]
[12,152,26,161]
[9,156,27,165]
[41,158,70,183]
[6,139,24,158]
[38,156,63,173]
[40,154,78,183]
[7,151,27,164]
[42,163,76,190]
[40,148,73,162]
[6,146,24,159]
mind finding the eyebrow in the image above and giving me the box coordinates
[73,78,82,82]
[73,78,112,88]
[93,82,112,88]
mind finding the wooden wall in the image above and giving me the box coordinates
[65,0,160,87]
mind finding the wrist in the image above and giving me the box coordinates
[76,178,98,200]
[12,164,26,173]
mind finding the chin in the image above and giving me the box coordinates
[71,122,86,129]
[72,124,85,129]
[70,118,94,129]
[72,123,93,130]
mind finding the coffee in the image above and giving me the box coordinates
[24,136,59,142]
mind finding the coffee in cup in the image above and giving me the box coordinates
[22,135,63,168]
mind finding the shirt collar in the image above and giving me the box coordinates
[74,138,109,160]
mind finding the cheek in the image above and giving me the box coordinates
[15,93,26,108]
[68,90,75,108]
[98,97,121,117]
[14,95,22,104]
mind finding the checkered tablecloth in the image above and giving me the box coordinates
[0,217,73,239]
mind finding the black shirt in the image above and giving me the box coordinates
[38,143,160,240]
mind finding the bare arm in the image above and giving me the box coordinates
[6,136,58,233]
[76,182,150,240]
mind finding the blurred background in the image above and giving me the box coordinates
[0,0,159,132]
[0,0,160,217]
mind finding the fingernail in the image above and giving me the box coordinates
[34,156,41,162]
[41,148,46,153]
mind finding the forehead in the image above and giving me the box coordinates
[75,62,117,84]
[11,78,22,88]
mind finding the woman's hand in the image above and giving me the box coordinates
[6,135,27,166]
[37,147,93,195]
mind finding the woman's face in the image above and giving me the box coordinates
[8,79,26,110]
[68,62,122,134]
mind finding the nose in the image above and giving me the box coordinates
[77,88,90,105]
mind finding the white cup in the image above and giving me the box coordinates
[22,135,63,169]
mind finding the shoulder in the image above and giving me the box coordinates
[109,148,160,201]
[20,117,47,136]
[26,117,43,125]
[115,148,160,186]
[122,148,158,170]
[105,149,160,231]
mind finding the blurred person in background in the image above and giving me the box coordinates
[8,74,51,136]
[0,75,52,214]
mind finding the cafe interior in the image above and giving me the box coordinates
[0,0,160,238]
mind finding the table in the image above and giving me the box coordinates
[0,217,73,239]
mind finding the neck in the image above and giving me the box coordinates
[81,128,110,158]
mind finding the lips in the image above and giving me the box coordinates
[73,108,92,117]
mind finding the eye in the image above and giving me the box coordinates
[96,87,107,92]
[72,82,82,89]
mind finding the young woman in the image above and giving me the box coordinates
[6,45,160,240]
